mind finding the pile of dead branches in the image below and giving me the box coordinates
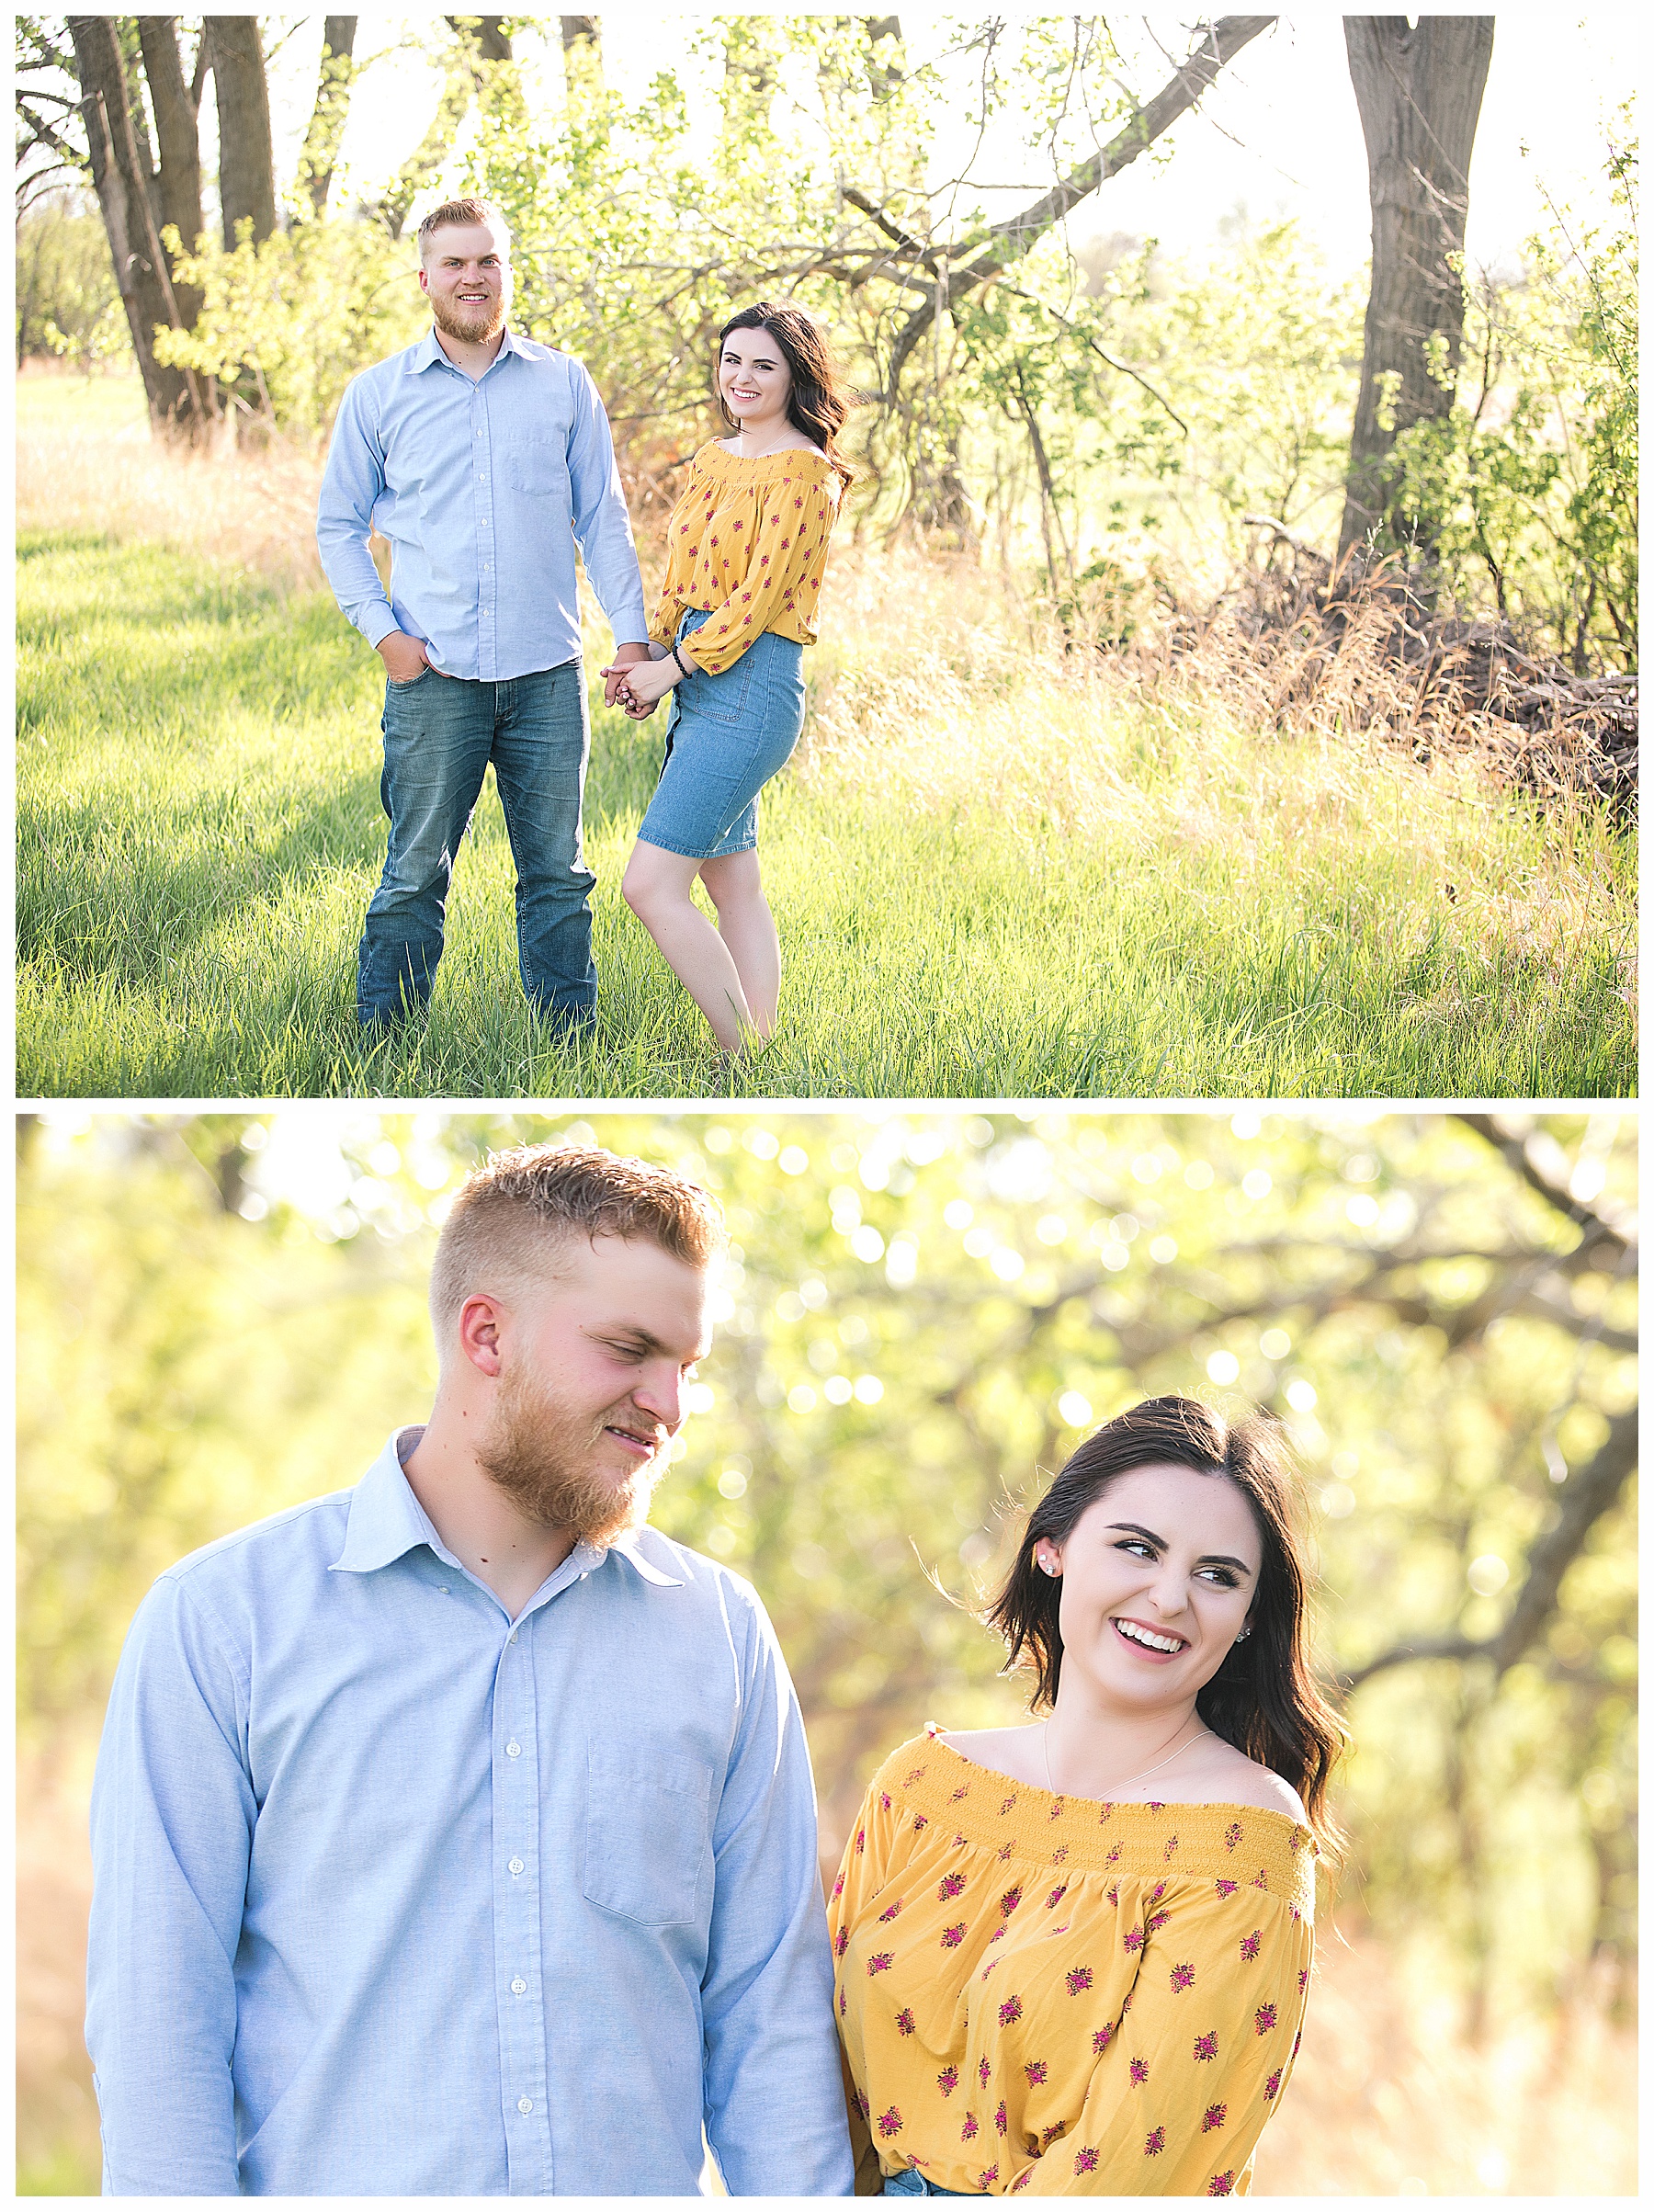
[1149,520,1637,816]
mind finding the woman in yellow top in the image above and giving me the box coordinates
[831,1396,1346,2197]
[602,303,850,1057]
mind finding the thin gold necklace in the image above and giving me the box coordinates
[1042,1719,1212,1798]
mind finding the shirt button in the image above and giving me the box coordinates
[517,2097,533,2116]
[506,1741,521,1758]
[508,1856,525,1876]
[511,1977,527,1995]
[508,1629,517,1642]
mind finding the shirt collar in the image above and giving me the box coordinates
[608,1530,685,1588]
[330,1428,450,1572]
[413,323,536,375]
[331,1428,683,1588]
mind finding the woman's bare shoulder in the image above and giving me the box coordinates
[933,1724,1046,1787]
[1192,1741,1308,1823]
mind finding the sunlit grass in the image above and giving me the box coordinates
[16,379,1635,1100]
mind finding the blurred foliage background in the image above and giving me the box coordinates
[15,17,1639,662]
[16,1106,1637,2194]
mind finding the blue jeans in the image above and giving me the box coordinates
[357,662,596,1026]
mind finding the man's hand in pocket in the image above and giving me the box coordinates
[378,631,433,683]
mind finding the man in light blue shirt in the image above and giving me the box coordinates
[317,197,653,1034]
[85,1144,855,2196]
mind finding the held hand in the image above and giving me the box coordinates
[377,630,432,685]
[609,652,682,711]
[602,641,653,709]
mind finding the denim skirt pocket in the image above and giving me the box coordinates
[680,617,758,727]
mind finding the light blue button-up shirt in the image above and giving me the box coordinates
[85,1431,854,2196]
[316,327,651,682]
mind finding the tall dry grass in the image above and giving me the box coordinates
[17,368,325,596]
[807,547,1631,1008]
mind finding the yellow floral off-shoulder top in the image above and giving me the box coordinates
[648,440,842,676]
[830,1732,1317,2198]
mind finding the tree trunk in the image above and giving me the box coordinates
[560,16,603,102]
[118,20,164,234]
[67,13,209,436]
[134,17,209,334]
[453,16,524,127]
[865,14,903,96]
[470,17,513,65]
[1338,17,1496,561]
[299,16,357,217]
[205,15,277,247]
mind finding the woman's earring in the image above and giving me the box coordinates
[1236,1627,1252,1641]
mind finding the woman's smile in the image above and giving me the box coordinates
[1110,1614,1189,1659]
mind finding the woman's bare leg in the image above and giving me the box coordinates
[697,848,781,1038]
[622,839,755,1053]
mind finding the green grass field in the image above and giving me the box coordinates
[15,381,1636,1100]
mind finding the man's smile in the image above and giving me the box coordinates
[605,1419,663,1458]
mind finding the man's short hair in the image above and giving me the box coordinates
[416,196,513,264]
[429,1142,725,1347]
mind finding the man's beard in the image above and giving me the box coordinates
[430,289,507,346]
[476,1355,664,1547]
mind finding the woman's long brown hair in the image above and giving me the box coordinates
[717,302,855,492]
[987,1395,1348,1854]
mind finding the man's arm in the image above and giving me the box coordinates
[85,1575,256,2195]
[701,1590,856,2196]
[563,358,651,675]
[316,376,430,680]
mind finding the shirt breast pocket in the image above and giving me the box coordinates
[583,1743,714,1927]
[504,436,571,498]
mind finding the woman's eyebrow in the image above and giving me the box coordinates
[1105,1522,1254,1574]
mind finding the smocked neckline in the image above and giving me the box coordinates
[696,437,833,472]
[915,1730,1314,1847]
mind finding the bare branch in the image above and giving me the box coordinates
[881,16,1276,391]
[840,184,941,274]
[1455,1112,1634,1260]
[991,277,1192,434]
[1339,1404,1637,1692]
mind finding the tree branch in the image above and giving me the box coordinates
[190,20,211,112]
[1339,1403,1637,1692]
[1455,1111,1635,1260]
[840,183,942,274]
[991,276,1192,434]
[880,16,1276,391]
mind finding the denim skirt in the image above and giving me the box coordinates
[883,2170,974,2195]
[635,608,806,859]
